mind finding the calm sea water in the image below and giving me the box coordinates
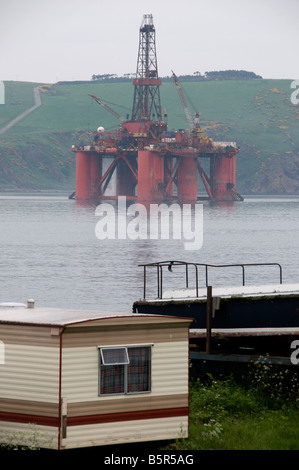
[1,193,299,312]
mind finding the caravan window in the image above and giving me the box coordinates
[99,346,151,396]
[100,347,129,365]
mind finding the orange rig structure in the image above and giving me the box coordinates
[72,14,243,204]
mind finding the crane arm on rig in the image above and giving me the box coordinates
[171,71,213,146]
[88,94,126,122]
[172,71,195,130]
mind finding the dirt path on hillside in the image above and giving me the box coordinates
[0,86,42,135]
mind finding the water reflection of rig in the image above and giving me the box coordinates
[72,14,243,204]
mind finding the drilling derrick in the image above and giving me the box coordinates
[73,14,242,204]
[131,14,162,122]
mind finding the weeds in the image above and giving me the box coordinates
[247,355,299,408]
[0,424,54,450]
[163,360,299,450]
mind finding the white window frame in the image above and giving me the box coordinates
[98,345,152,396]
[100,347,130,366]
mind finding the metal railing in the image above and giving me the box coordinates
[138,260,283,300]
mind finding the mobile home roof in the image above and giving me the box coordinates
[0,305,192,327]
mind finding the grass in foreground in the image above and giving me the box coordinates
[163,361,299,450]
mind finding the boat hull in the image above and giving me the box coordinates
[133,293,299,329]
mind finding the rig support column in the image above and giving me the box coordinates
[210,154,236,201]
[75,151,101,200]
[177,156,198,203]
[137,150,165,202]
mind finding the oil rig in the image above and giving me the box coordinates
[72,14,242,203]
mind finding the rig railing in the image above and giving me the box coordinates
[138,260,283,300]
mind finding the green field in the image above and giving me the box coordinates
[0,79,298,192]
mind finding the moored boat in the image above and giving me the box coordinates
[133,261,299,360]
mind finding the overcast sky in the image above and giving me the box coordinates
[1,0,298,83]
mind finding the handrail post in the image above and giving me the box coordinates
[157,266,160,298]
[206,286,212,354]
[279,264,282,284]
[186,264,189,289]
[242,265,245,286]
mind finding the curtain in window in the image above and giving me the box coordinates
[127,347,150,393]
[100,364,125,394]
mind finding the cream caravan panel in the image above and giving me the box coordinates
[61,416,189,449]
[151,341,189,396]
[61,346,98,402]
[61,341,188,403]
[0,344,60,403]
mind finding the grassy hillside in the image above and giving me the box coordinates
[0,79,298,193]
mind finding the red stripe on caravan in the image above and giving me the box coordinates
[67,407,189,426]
[0,407,189,428]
